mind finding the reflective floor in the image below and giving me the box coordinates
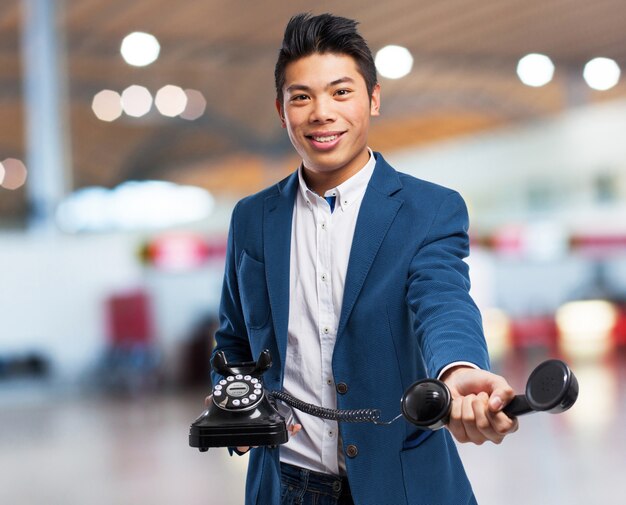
[0,353,623,505]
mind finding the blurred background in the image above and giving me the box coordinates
[1,0,625,503]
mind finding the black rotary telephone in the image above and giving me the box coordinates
[189,350,579,451]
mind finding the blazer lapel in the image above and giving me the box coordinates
[263,172,298,369]
[337,155,403,337]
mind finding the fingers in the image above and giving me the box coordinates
[447,394,470,443]
[448,392,519,445]
[288,423,302,437]
[487,382,515,413]
[233,424,301,455]
[442,368,520,445]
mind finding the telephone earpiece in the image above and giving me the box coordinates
[401,359,579,430]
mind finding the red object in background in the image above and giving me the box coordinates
[106,290,154,346]
[509,315,559,351]
[612,305,626,347]
[490,225,525,256]
[143,233,227,271]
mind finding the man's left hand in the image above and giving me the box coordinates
[440,366,519,445]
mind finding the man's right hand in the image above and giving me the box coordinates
[236,423,301,453]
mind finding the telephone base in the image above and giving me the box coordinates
[189,404,289,450]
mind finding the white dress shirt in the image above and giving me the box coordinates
[280,150,376,476]
[279,150,476,476]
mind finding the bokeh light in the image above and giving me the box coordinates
[120,31,160,67]
[121,85,153,118]
[375,45,413,79]
[92,89,123,122]
[180,89,207,120]
[583,57,621,91]
[481,307,511,361]
[56,181,214,233]
[0,158,28,190]
[516,53,555,87]
[556,299,617,359]
[155,85,188,117]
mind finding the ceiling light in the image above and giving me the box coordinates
[375,45,413,79]
[516,53,555,87]
[92,89,122,122]
[180,89,207,120]
[120,31,160,67]
[583,57,621,91]
[155,85,188,117]
[121,85,153,118]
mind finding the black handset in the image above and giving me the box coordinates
[401,359,579,430]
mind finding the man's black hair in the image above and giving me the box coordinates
[274,13,378,104]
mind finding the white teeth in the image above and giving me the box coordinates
[312,135,338,143]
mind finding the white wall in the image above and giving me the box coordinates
[0,202,235,380]
[0,232,144,378]
[387,98,626,231]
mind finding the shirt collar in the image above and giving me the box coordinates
[297,149,376,211]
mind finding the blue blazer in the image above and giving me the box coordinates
[213,153,489,505]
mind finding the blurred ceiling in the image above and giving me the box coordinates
[1,0,626,222]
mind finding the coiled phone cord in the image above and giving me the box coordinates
[270,390,401,425]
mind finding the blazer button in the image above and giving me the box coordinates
[336,382,348,394]
[346,444,358,458]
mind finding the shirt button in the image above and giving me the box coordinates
[346,444,358,458]
[321,222,326,230]
[326,378,333,386]
[323,327,330,334]
[321,273,328,282]
[336,382,348,394]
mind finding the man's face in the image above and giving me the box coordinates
[276,53,380,184]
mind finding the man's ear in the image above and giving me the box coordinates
[370,83,381,117]
[275,98,286,128]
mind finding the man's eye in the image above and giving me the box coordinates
[291,95,309,101]
[335,89,352,97]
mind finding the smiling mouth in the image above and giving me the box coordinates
[306,132,344,143]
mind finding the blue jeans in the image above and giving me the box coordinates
[280,463,354,505]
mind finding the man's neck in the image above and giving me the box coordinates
[302,150,371,195]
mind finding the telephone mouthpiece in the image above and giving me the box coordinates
[401,379,450,430]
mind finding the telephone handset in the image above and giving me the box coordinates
[189,350,579,451]
[401,358,579,430]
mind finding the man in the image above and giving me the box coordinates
[212,13,518,505]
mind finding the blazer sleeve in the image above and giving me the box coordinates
[210,201,253,387]
[406,191,490,378]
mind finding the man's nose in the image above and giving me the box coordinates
[309,97,335,123]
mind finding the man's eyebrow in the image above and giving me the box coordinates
[285,77,356,94]
[285,83,312,94]
[329,76,355,87]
